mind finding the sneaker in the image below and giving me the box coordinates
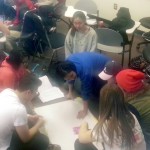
[47,144,61,150]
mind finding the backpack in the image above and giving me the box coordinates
[129,45,150,73]
[109,7,135,44]
[129,55,149,72]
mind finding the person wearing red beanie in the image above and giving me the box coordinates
[116,69,145,93]
[116,69,150,149]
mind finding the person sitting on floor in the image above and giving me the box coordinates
[116,69,150,149]
[0,50,28,92]
[56,52,111,118]
[65,11,97,58]
[98,60,122,84]
[74,84,146,150]
[0,73,61,150]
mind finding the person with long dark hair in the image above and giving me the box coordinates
[75,84,146,150]
[65,11,97,58]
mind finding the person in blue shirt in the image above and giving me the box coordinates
[56,52,111,118]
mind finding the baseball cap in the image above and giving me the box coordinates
[98,60,122,80]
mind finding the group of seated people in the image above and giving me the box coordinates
[1,5,150,150]
[0,0,66,54]
[0,0,65,26]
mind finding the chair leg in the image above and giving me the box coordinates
[128,44,132,66]
[121,52,124,67]
[128,50,131,67]
[49,50,55,66]
[121,47,125,67]
[128,33,135,63]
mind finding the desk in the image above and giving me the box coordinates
[65,6,87,18]
[64,6,97,26]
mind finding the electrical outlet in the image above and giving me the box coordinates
[114,3,118,10]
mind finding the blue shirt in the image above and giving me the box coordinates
[67,52,111,101]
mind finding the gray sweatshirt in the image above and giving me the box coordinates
[65,26,97,58]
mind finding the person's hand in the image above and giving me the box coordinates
[28,114,44,125]
[4,20,13,26]
[34,3,39,8]
[36,116,45,127]
[77,109,88,119]
[36,116,45,128]
[28,114,39,122]
[66,92,74,100]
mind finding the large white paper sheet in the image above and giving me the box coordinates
[35,100,103,150]
[38,76,64,103]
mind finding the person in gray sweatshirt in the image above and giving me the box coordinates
[65,11,97,58]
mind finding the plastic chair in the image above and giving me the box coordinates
[96,21,140,66]
[96,28,126,66]
[136,17,150,50]
[31,14,66,64]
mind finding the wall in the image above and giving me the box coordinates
[66,0,150,31]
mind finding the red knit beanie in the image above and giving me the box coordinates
[116,69,145,93]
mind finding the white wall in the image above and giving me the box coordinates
[66,0,150,31]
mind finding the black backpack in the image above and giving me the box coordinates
[109,7,135,44]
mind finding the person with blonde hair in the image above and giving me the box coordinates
[75,84,146,150]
